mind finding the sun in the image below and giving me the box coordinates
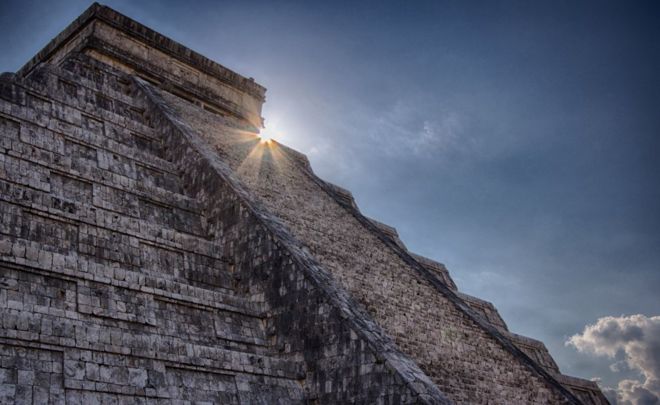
[258,113,288,143]
[259,131,272,142]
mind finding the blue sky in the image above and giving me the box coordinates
[2,0,658,395]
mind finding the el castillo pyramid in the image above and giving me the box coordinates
[0,4,609,404]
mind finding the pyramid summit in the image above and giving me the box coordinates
[0,3,608,404]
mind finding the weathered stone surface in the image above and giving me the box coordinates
[0,3,609,404]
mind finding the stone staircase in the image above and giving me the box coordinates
[0,55,304,403]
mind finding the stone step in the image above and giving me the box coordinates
[0,109,192,204]
[0,307,297,377]
[3,67,179,176]
[1,74,155,143]
[1,265,270,352]
[2,67,208,223]
[0,144,204,224]
[24,62,154,129]
[5,112,186,198]
[0,240,266,318]
[27,54,147,110]
[0,180,214,257]
[0,185,242,299]
[0,223,250,308]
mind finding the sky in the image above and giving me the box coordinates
[1,0,658,402]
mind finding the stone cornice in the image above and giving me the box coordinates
[17,3,266,102]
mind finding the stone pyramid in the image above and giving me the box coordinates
[0,4,608,404]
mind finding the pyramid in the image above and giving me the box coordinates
[0,4,608,404]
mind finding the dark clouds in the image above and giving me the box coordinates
[568,315,660,404]
[1,0,659,392]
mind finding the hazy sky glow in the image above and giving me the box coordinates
[2,0,658,400]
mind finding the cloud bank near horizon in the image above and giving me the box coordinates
[568,315,660,405]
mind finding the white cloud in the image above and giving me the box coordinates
[411,115,463,155]
[360,99,470,158]
[601,384,621,405]
[611,360,629,373]
[567,315,660,405]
